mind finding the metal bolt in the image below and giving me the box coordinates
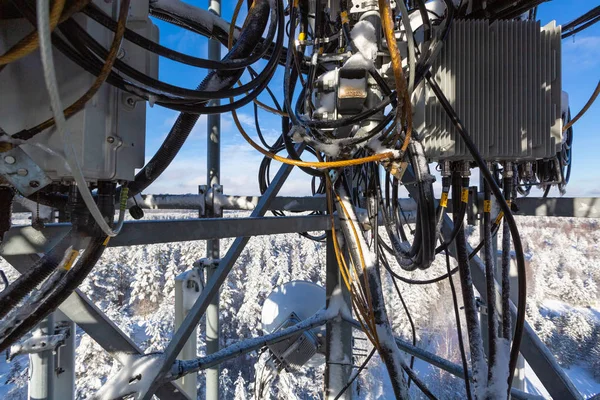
[126,97,135,107]
[17,168,28,176]
[3,155,15,164]
[107,136,115,144]
[29,180,40,188]
[117,48,126,59]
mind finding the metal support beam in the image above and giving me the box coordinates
[28,315,55,400]
[1,215,335,255]
[52,310,75,400]
[206,0,221,395]
[12,195,600,218]
[324,231,353,399]
[175,272,200,398]
[513,197,600,218]
[130,194,417,213]
[141,147,304,399]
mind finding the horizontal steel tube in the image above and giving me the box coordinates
[1,215,335,255]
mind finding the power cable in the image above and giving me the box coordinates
[426,72,527,393]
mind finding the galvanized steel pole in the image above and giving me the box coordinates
[206,0,221,397]
[28,315,55,400]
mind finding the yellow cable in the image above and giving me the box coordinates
[326,176,379,344]
[333,188,380,344]
[378,0,412,153]
[233,109,395,168]
[0,0,66,66]
[327,174,379,343]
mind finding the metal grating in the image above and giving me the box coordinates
[420,20,562,161]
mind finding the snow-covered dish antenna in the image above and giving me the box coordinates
[261,281,326,369]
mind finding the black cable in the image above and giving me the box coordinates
[426,72,526,393]
[483,177,498,382]
[378,142,436,272]
[297,93,394,129]
[562,14,600,39]
[125,0,274,198]
[501,176,513,341]
[444,246,472,400]
[390,264,417,387]
[148,3,292,71]
[0,232,73,319]
[55,14,281,108]
[451,172,487,395]
[332,348,376,400]
[0,236,107,353]
[278,5,325,179]
[562,5,600,39]
[414,0,455,88]
[83,3,274,71]
[382,218,502,286]
[435,176,469,254]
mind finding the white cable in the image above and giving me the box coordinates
[36,0,125,237]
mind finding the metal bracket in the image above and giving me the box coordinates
[467,186,479,226]
[350,0,396,13]
[199,184,223,217]
[53,322,72,375]
[194,257,220,271]
[8,327,69,361]
[176,267,205,313]
[0,147,52,196]
[210,184,223,217]
[198,185,208,217]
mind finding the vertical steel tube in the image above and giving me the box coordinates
[175,275,199,398]
[28,315,55,400]
[324,231,353,399]
[206,1,221,398]
[52,311,75,400]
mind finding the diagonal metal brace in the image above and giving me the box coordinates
[1,253,191,400]
[141,145,305,399]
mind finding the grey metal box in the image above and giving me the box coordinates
[0,0,158,182]
[418,20,562,162]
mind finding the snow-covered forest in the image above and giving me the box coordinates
[1,211,599,399]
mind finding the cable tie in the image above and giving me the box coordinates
[440,192,449,208]
[483,200,492,213]
[461,188,469,203]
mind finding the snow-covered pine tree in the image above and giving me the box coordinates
[129,247,163,314]
[234,372,248,400]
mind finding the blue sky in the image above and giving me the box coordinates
[143,1,600,197]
